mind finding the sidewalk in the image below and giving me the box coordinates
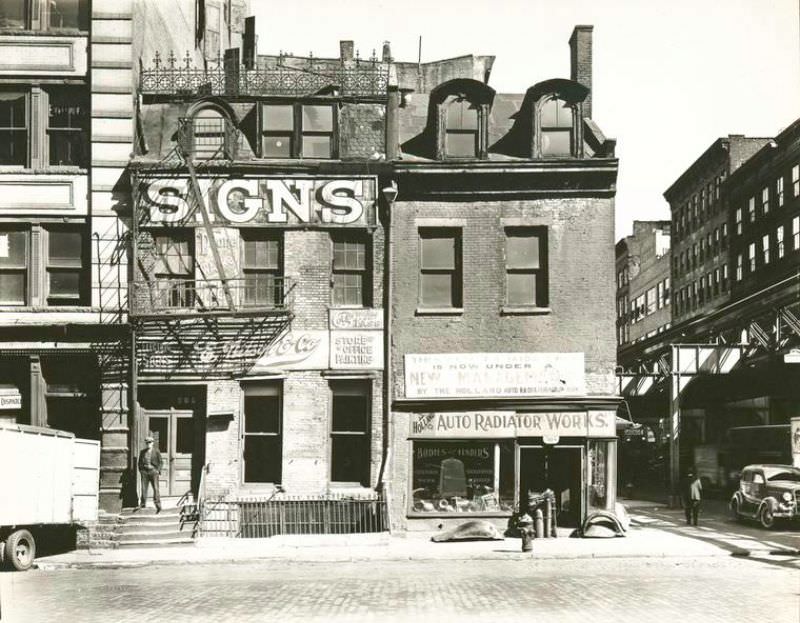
[31,499,747,570]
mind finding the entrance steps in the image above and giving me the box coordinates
[115,498,196,548]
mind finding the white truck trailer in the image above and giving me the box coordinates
[0,423,100,570]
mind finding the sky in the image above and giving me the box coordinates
[251,0,800,241]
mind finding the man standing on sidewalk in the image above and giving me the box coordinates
[138,435,162,512]
[682,470,702,526]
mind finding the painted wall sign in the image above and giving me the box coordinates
[409,411,615,439]
[330,331,384,370]
[250,330,329,371]
[329,308,383,331]
[140,176,376,227]
[0,391,22,410]
[404,353,585,399]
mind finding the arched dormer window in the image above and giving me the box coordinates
[431,79,495,160]
[538,96,575,157]
[183,100,238,160]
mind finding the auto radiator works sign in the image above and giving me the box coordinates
[140,176,377,227]
[409,411,615,439]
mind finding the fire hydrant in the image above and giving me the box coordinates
[517,513,534,552]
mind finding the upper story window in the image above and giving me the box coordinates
[191,107,227,160]
[748,196,756,222]
[777,177,784,207]
[332,233,370,307]
[48,87,88,167]
[419,228,462,310]
[0,92,26,166]
[261,103,336,159]
[539,96,574,157]
[241,230,281,307]
[0,0,88,31]
[505,227,548,308]
[0,224,87,307]
[793,165,799,197]
[152,230,194,309]
[443,96,479,158]
[762,186,770,214]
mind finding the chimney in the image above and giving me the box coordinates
[340,40,354,62]
[569,25,593,118]
[382,41,392,62]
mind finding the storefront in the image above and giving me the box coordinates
[395,353,619,531]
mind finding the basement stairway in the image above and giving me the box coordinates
[114,497,197,548]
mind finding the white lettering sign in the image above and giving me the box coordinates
[404,353,585,399]
[330,331,383,369]
[329,308,383,331]
[409,411,615,438]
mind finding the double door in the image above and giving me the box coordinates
[142,407,195,497]
[519,445,584,527]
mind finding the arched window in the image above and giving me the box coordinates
[443,96,479,158]
[191,107,227,159]
[539,96,574,157]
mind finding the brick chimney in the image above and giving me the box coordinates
[569,25,593,118]
[340,40,354,62]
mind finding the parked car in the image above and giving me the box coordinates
[729,464,800,529]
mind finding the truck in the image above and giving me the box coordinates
[0,423,100,570]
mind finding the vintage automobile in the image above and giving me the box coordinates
[729,464,800,529]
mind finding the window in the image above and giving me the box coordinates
[748,242,756,272]
[646,287,657,315]
[505,228,547,308]
[664,278,671,306]
[539,96,574,157]
[241,230,281,307]
[793,165,799,197]
[713,228,720,254]
[698,276,705,304]
[419,228,462,309]
[762,186,770,215]
[722,264,728,291]
[777,225,785,259]
[204,2,220,60]
[794,217,799,250]
[261,103,335,159]
[692,243,698,269]
[722,223,728,247]
[777,177,784,207]
[713,268,720,295]
[705,272,712,299]
[736,255,743,281]
[0,227,27,305]
[748,197,756,222]
[735,207,743,235]
[762,234,770,265]
[332,234,370,307]
[191,108,227,159]
[0,91,27,166]
[330,380,370,486]
[699,239,705,263]
[0,0,88,31]
[152,230,194,308]
[243,383,282,484]
[444,96,479,158]
[47,87,88,167]
[0,225,86,306]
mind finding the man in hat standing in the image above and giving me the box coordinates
[138,434,162,512]
[682,469,702,526]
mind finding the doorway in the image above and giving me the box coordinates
[138,386,205,498]
[519,444,584,527]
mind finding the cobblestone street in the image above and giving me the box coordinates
[2,554,797,623]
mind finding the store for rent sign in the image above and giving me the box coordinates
[404,352,585,398]
[141,177,376,227]
[409,410,615,439]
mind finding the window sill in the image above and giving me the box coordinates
[415,307,463,316]
[501,305,551,316]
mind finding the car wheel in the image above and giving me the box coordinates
[729,499,741,522]
[3,529,35,571]
[759,505,776,530]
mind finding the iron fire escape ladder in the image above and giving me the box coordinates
[182,155,236,311]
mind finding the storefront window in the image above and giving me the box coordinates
[588,439,616,511]
[411,440,514,514]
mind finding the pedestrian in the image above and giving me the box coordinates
[682,470,702,526]
[138,434,162,512]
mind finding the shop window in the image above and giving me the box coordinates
[332,233,370,307]
[261,103,335,159]
[505,227,547,308]
[243,383,282,484]
[443,96,479,158]
[191,107,227,160]
[0,0,88,31]
[411,440,514,514]
[0,91,27,166]
[0,225,86,306]
[330,380,370,486]
[152,230,194,309]
[47,87,88,167]
[42,356,98,440]
[539,96,574,157]
[419,228,462,309]
[241,230,281,307]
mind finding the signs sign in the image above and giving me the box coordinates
[140,176,376,227]
[404,353,585,399]
[409,410,615,439]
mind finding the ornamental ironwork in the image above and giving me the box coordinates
[140,51,390,99]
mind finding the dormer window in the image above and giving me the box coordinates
[539,96,574,157]
[261,103,336,159]
[191,107,226,159]
[443,96,479,158]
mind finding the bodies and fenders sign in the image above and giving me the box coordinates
[139,176,377,227]
[404,352,586,399]
[409,411,616,439]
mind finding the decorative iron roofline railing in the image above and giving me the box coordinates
[140,51,390,99]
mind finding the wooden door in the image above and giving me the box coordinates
[144,408,195,497]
